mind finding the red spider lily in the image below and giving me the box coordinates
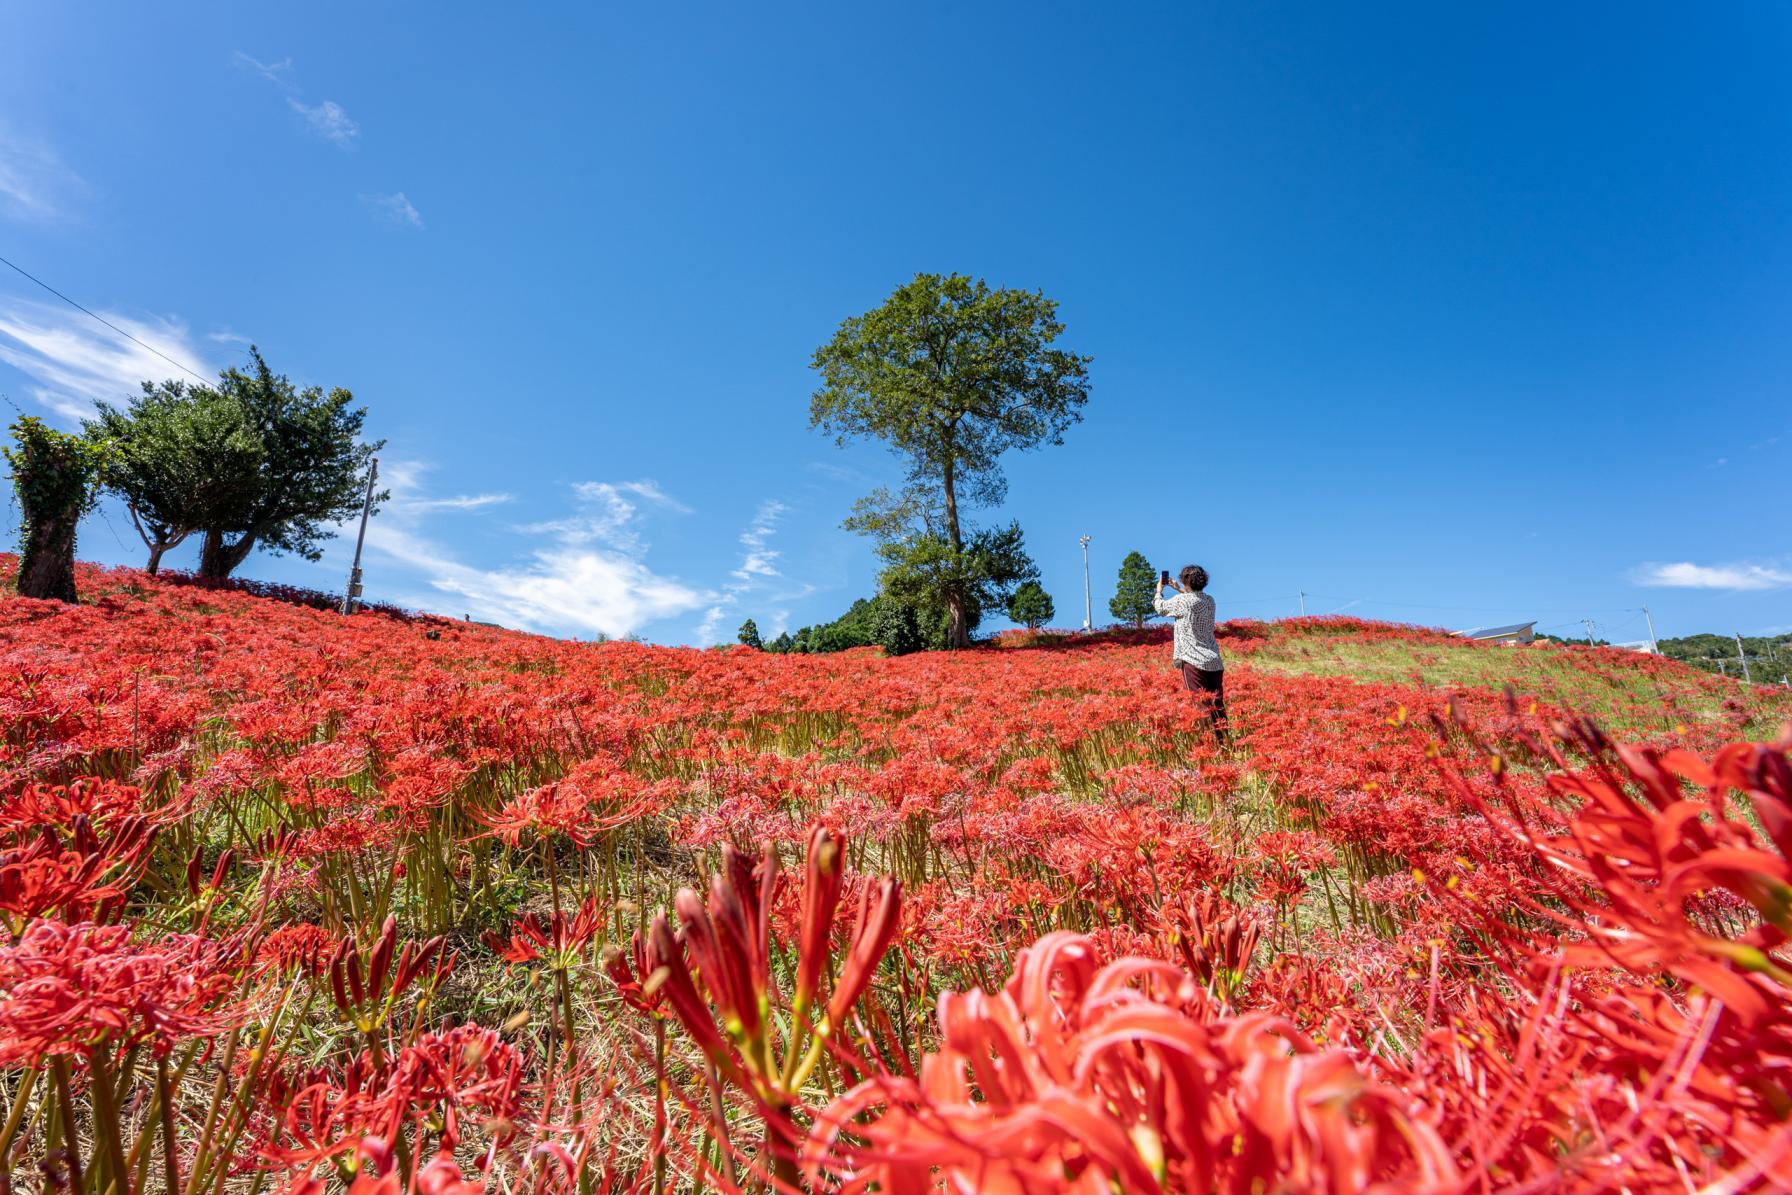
[1158,890,1261,1005]
[474,756,673,847]
[9,562,1792,1193]
[329,916,454,1036]
[805,931,1460,1193]
[601,928,666,1016]
[616,826,902,1185]
[0,814,158,926]
[483,894,606,967]
[0,919,238,1063]
[271,1025,526,1173]
[1456,726,1792,1021]
[0,777,152,834]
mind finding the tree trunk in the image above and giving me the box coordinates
[940,455,972,649]
[945,592,970,650]
[197,528,257,580]
[145,544,166,575]
[16,508,78,602]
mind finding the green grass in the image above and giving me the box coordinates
[1245,630,1792,740]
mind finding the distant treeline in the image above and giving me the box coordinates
[1540,629,1791,683]
[1659,632,1792,683]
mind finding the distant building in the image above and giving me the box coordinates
[1452,621,1536,645]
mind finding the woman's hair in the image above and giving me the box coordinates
[1180,565,1208,592]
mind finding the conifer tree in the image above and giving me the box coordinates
[1007,581,1055,629]
[1109,551,1158,629]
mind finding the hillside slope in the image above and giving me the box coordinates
[2,561,1791,1192]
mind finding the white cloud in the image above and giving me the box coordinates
[697,499,793,642]
[361,192,422,230]
[206,327,252,345]
[520,480,687,551]
[231,52,293,86]
[407,492,512,513]
[289,98,359,147]
[363,465,705,639]
[732,500,787,581]
[1631,561,1792,592]
[0,297,215,421]
[0,123,85,223]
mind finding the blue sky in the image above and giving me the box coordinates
[1,3,1786,644]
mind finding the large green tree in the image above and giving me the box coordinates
[87,381,263,574]
[101,349,383,580]
[737,618,764,649]
[6,417,109,602]
[811,273,1091,647]
[1110,551,1158,629]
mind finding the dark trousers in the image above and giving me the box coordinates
[1180,663,1228,737]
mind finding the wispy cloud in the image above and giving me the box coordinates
[0,297,214,422]
[407,492,513,513]
[289,98,359,147]
[364,466,705,639]
[698,500,793,643]
[519,481,688,552]
[361,192,422,230]
[807,460,868,484]
[231,52,293,87]
[732,500,787,581]
[1630,561,1792,592]
[0,123,86,223]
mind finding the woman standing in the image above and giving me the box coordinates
[1153,564,1226,739]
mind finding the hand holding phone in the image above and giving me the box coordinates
[1159,570,1171,586]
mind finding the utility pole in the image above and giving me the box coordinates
[1735,632,1752,684]
[1078,535,1092,632]
[1640,606,1658,654]
[340,456,379,615]
[1298,591,1306,617]
[1581,618,1597,647]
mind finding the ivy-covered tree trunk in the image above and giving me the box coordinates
[17,503,79,601]
[7,417,105,604]
[197,528,257,579]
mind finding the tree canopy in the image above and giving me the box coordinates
[88,381,262,573]
[93,348,383,579]
[737,618,764,649]
[811,273,1090,646]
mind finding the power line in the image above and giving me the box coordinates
[0,251,210,386]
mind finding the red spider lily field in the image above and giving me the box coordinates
[3,560,1791,1194]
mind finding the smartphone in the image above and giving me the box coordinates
[1159,570,1170,585]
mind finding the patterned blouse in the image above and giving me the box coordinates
[1153,590,1223,671]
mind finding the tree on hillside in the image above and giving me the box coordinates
[873,598,924,656]
[811,273,1091,647]
[856,505,1040,647]
[87,382,263,574]
[1110,551,1157,628]
[6,417,109,602]
[1007,580,1055,630]
[737,618,764,649]
[117,348,383,580]
[767,631,795,653]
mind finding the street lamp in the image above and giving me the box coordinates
[1079,535,1092,632]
